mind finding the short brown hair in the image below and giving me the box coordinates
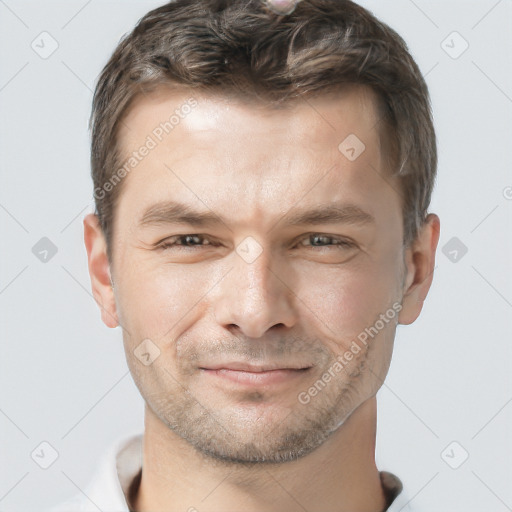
[90,0,436,265]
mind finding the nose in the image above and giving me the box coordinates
[213,243,298,338]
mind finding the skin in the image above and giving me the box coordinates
[84,84,440,512]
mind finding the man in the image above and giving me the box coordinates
[52,0,440,510]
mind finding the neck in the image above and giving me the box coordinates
[132,397,386,512]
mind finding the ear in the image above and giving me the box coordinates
[83,213,119,328]
[398,213,440,325]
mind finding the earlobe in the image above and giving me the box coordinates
[398,214,440,325]
[83,213,119,329]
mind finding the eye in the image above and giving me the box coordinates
[158,234,215,249]
[297,234,355,249]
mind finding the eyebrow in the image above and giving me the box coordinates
[283,204,375,227]
[138,201,225,228]
[137,200,375,229]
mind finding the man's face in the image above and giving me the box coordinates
[109,86,407,463]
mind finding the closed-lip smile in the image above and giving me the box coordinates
[199,363,312,387]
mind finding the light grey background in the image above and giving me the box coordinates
[1,1,511,510]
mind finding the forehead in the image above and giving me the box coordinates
[114,85,395,231]
[118,84,382,153]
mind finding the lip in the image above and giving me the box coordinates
[200,362,312,372]
[200,367,311,386]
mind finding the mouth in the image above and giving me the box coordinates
[199,363,312,387]
[200,362,312,372]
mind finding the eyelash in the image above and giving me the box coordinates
[158,235,218,250]
[157,234,355,250]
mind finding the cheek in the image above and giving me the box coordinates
[294,262,400,395]
[295,255,402,346]
[115,261,205,340]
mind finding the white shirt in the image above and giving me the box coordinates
[49,432,420,512]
